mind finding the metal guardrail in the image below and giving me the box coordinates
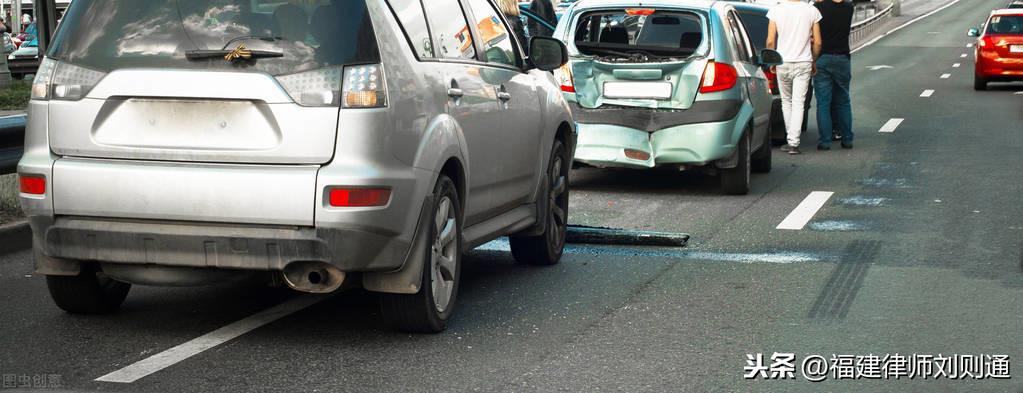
[0,114,27,175]
[850,0,897,48]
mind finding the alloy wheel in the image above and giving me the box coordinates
[431,196,458,313]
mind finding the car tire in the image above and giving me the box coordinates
[973,75,987,91]
[379,175,462,333]
[721,131,751,195]
[46,265,131,314]
[510,139,568,266]
[751,127,772,174]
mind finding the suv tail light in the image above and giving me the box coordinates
[699,61,737,94]
[555,63,575,93]
[342,64,388,108]
[19,174,45,195]
[31,57,107,101]
[276,66,344,107]
[328,187,391,207]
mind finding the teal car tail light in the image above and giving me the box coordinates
[698,61,737,94]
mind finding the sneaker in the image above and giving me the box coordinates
[841,142,853,149]
[817,145,831,151]
[788,146,801,155]
[832,131,842,141]
[780,144,795,152]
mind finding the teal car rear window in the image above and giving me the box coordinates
[573,10,704,59]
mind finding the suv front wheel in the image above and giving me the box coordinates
[510,139,568,266]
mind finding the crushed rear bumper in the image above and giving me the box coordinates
[570,101,742,169]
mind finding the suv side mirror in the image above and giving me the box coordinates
[529,36,568,71]
[758,49,783,67]
[967,27,980,37]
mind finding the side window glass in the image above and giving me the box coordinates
[727,13,751,62]
[423,0,477,60]
[465,0,518,67]
[387,0,434,59]
[731,12,755,61]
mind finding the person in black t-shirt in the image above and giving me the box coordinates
[814,0,855,150]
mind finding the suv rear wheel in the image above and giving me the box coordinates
[379,175,462,333]
[46,265,131,314]
[510,140,568,266]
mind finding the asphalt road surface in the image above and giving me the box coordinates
[1,1,1021,392]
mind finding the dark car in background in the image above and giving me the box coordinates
[733,2,812,143]
[8,37,40,79]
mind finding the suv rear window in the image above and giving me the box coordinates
[48,0,381,75]
[987,15,1023,34]
[572,10,704,61]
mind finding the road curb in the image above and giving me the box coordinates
[0,219,31,256]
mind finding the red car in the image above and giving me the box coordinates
[971,10,1023,90]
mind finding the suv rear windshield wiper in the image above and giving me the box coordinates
[185,35,286,61]
[185,49,284,61]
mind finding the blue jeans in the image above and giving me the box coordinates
[814,54,853,146]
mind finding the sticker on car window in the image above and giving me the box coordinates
[992,16,1001,23]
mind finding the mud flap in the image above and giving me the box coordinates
[715,145,740,169]
[34,242,82,276]
[362,194,435,294]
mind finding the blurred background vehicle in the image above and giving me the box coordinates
[969,9,1023,90]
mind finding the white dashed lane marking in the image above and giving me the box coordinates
[920,90,934,97]
[879,118,904,133]
[953,63,961,68]
[777,192,835,231]
[940,74,951,79]
[960,54,968,58]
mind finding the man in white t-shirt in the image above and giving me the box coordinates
[766,0,822,155]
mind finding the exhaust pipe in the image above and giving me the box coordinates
[281,261,345,294]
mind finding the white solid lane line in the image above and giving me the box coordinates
[777,192,835,231]
[879,118,904,133]
[953,63,961,68]
[940,74,951,79]
[95,295,329,384]
[851,0,962,53]
[920,90,934,97]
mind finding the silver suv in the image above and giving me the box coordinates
[18,0,575,332]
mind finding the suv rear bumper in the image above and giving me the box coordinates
[34,209,428,275]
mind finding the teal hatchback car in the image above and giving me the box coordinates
[553,0,781,194]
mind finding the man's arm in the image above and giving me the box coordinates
[811,22,822,59]
[766,20,777,50]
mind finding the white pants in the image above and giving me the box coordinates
[777,62,813,147]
